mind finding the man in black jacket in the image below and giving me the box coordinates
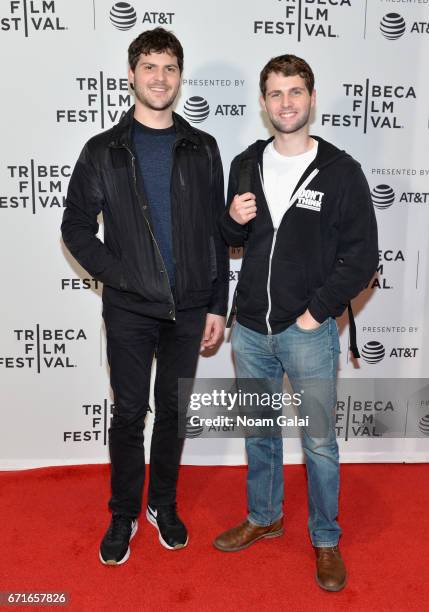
[61,28,228,565]
[213,55,378,591]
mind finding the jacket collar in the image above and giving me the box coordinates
[244,135,349,171]
[108,106,200,148]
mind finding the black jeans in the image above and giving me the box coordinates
[103,303,207,518]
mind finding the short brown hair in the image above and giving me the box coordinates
[128,27,184,73]
[259,55,314,96]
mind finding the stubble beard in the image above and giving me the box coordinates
[270,108,311,135]
[134,85,178,113]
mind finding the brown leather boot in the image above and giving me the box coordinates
[315,545,347,591]
[213,518,283,552]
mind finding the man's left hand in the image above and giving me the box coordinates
[296,309,321,331]
[201,314,226,350]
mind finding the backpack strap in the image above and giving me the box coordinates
[226,157,254,328]
[237,157,253,194]
[347,302,360,358]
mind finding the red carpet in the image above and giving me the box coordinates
[1,464,429,611]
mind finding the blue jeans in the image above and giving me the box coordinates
[232,318,341,547]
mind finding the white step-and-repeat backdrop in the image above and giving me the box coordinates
[1,0,428,469]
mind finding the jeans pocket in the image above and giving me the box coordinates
[293,318,329,335]
[330,319,341,355]
[231,320,240,350]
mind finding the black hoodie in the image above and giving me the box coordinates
[220,136,378,335]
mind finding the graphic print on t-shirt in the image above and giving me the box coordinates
[263,139,318,228]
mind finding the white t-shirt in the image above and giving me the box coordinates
[263,139,318,229]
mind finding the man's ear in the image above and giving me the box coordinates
[128,66,134,90]
[259,95,267,113]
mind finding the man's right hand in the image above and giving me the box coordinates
[229,192,257,225]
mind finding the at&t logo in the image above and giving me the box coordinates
[1,0,67,36]
[361,340,419,364]
[371,184,429,211]
[379,13,429,39]
[108,2,174,30]
[109,2,136,30]
[185,415,204,438]
[183,95,246,124]
[361,341,385,364]
[380,14,406,40]
[183,97,210,123]
[371,185,395,210]
[418,414,429,436]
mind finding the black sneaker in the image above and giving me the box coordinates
[146,504,188,550]
[99,514,138,565]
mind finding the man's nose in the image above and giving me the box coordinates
[281,94,291,107]
[153,67,166,81]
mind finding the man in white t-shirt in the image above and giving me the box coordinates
[215,55,378,592]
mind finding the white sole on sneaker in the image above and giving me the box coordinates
[99,520,138,566]
[146,508,189,550]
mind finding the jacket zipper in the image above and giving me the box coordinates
[258,164,319,334]
[125,145,176,320]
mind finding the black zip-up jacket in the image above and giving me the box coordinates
[61,107,228,320]
[220,136,378,335]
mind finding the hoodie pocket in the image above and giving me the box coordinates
[236,255,269,315]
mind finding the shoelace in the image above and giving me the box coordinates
[157,504,179,526]
[318,546,339,559]
[110,515,132,538]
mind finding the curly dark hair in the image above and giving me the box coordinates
[128,27,184,73]
[259,55,314,96]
